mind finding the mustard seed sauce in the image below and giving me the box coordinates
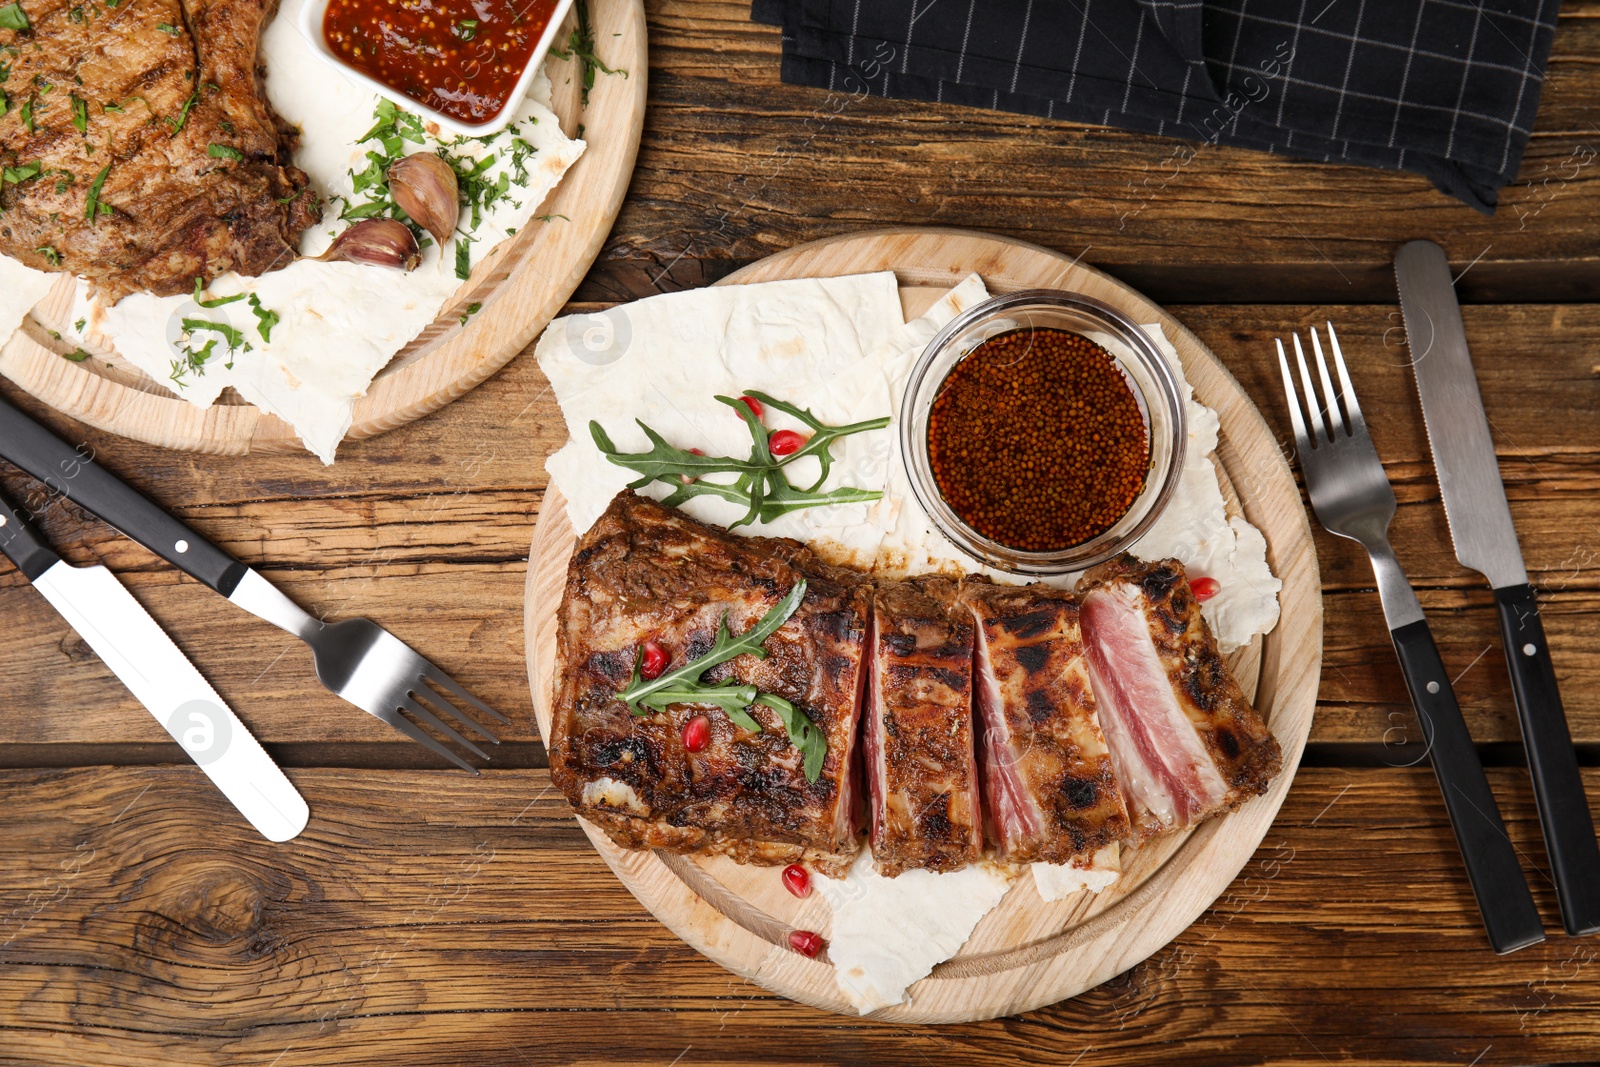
[926,327,1150,552]
[323,0,559,126]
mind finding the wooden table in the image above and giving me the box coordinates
[3,3,1599,1063]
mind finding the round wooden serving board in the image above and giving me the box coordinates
[523,228,1322,1023]
[0,0,646,456]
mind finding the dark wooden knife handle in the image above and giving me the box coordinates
[1495,582,1600,936]
[0,485,60,582]
[0,392,248,596]
[1390,618,1545,954]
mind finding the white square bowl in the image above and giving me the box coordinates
[296,0,575,139]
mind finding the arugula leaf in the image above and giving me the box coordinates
[0,3,28,30]
[615,580,827,782]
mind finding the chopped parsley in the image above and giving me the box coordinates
[454,235,472,280]
[69,93,86,133]
[102,100,122,113]
[0,3,28,31]
[51,168,72,193]
[207,143,242,161]
[453,18,477,40]
[73,317,84,331]
[247,294,278,342]
[166,90,196,132]
[63,348,90,362]
[548,0,626,104]
[2,160,39,183]
[33,244,58,264]
[458,301,481,326]
[192,277,243,308]
[19,95,30,132]
[155,21,179,34]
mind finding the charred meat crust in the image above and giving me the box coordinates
[868,577,982,877]
[958,576,1131,864]
[1076,554,1283,815]
[0,0,319,301]
[550,491,868,876]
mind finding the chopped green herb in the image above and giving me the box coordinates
[166,90,196,132]
[73,317,85,332]
[192,277,244,308]
[535,213,569,223]
[69,93,85,133]
[83,162,111,223]
[275,189,301,204]
[0,90,7,116]
[454,236,472,280]
[2,160,38,182]
[19,95,30,132]
[206,143,242,161]
[458,301,481,326]
[52,168,72,193]
[33,244,58,264]
[247,294,278,342]
[548,0,626,105]
[63,348,91,362]
[181,317,245,349]
[102,100,122,113]
[69,5,82,22]
[453,18,477,40]
[155,21,179,34]
[0,3,28,30]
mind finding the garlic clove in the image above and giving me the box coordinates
[388,153,460,246]
[319,218,421,271]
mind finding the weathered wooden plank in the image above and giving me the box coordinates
[573,3,1600,306]
[0,766,1595,1065]
[1,301,1596,749]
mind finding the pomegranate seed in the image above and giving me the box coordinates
[681,448,703,485]
[788,929,824,958]
[1191,576,1221,602]
[737,395,764,419]
[639,639,669,680]
[781,864,811,898]
[768,429,808,457]
[682,714,710,753]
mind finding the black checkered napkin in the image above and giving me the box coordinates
[752,0,1562,212]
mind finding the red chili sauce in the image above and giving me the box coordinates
[323,0,559,126]
[927,327,1150,552]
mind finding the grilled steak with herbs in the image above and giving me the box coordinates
[0,0,318,302]
[550,491,870,877]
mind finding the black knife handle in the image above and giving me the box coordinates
[0,392,248,596]
[1390,618,1545,954]
[0,485,59,582]
[1495,583,1600,936]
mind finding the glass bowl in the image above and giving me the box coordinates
[899,288,1186,576]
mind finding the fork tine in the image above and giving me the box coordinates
[1308,326,1346,438]
[1291,333,1327,443]
[1325,321,1364,431]
[1275,338,1312,455]
[416,678,501,742]
[421,663,510,726]
[375,707,479,774]
[401,694,491,759]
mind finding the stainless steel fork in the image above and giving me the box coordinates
[1278,323,1543,954]
[0,391,506,773]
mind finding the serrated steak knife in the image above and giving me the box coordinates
[0,488,308,842]
[1395,239,1600,937]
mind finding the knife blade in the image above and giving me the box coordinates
[1395,238,1600,937]
[0,489,308,842]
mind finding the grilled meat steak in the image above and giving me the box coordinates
[550,492,870,876]
[1077,555,1282,839]
[864,577,982,876]
[0,0,318,302]
[959,577,1131,866]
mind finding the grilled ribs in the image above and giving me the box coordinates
[0,0,318,302]
[864,577,982,876]
[549,491,870,876]
[1077,555,1283,839]
[959,577,1131,866]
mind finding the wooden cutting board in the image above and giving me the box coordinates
[522,228,1322,1023]
[0,0,646,455]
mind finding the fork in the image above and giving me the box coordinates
[0,392,506,773]
[1277,323,1544,954]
